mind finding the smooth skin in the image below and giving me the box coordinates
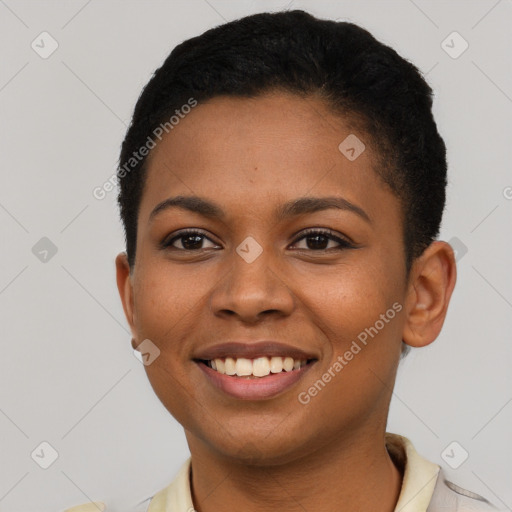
[116,91,456,512]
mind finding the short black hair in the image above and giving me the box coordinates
[117,9,447,279]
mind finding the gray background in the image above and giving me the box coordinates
[1,0,511,511]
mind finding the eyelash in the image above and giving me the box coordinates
[161,228,356,252]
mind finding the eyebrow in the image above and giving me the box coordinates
[149,195,371,224]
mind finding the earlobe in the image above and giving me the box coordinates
[115,252,137,338]
[402,241,457,348]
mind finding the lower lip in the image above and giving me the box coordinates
[196,361,316,400]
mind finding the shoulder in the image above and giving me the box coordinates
[64,498,152,512]
[385,433,505,512]
[63,503,106,512]
[428,469,505,511]
[62,458,191,512]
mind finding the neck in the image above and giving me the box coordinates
[187,427,403,512]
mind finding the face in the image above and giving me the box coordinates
[117,91,412,464]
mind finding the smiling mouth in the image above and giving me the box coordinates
[196,356,316,378]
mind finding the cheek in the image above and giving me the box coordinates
[299,257,404,349]
[294,267,403,432]
[132,261,212,366]
[131,258,238,421]
[132,263,208,424]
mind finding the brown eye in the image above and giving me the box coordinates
[162,230,219,251]
[291,229,355,251]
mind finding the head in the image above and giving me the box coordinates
[116,11,456,463]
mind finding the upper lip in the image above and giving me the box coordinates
[193,341,318,361]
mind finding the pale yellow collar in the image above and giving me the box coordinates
[147,456,193,512]
[147,433,440,512]
[386,433,440,512]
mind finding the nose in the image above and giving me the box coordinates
[209,248,295,323]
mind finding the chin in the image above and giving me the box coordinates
[195,427,314,467]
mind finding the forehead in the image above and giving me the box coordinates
[147,92,368,168]
[139,91,396,226]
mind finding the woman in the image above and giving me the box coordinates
[67,9,502,512]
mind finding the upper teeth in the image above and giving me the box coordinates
[208,356,308,377]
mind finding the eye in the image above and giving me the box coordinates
[161,229,220,251]
[160,228,355,253]
[290,228,355,251]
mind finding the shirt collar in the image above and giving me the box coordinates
[147,433,440,512]
[386,433,440,512]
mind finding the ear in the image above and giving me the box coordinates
[115,252,138,349]
[402,241,457,348]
